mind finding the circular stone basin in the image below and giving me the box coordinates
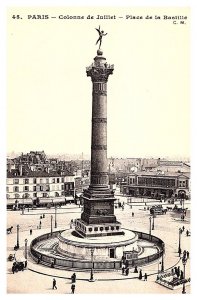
[57,228,138,261]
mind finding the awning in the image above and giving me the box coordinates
[65,196,74,201]
[53,198,65,203]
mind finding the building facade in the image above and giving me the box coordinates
[121,171,190,200]
[6,168,75,208]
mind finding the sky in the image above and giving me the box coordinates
[7,6,190,159]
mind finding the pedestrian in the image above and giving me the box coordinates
[144,273,148,281]
[24,260,27,268]
[43,214,45,218]
[71,273,76,283]
[125,267,129,276]
[30,229,32,235]
[186,230,189,236]
[132,212,134,217]
[71,283,75,294]
[186,251,189,259]
[12,264,15,274]
[40,215,42,219]
[183,250,187,259]
[174,267,178,275]
[182,225,185,232]
[52,278,57,289]
[177,266,180,277]
[139,269,143,280]
[134,266,138,273]
[122,265,125,275]
[171,268,174,275]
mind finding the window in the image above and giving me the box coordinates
[33,186,36,191]
[33,193,37,197]
[33,178,37,184]
[105,227,109,231]
[24,179,29,184]
[40,186,43,191]
[6,194,10,199]
[61,191,64,196]
[6,187,9,192]
[40,178,43,184]
[14,186,19,192]
[57,178,60,183]
[24,186,29,192]
[61,185,64,190]
[61,177,64,183]
[100,227,104,231]
[46,178,49,184]
[46,185,50,191]
[15,194,20,198]
[13,179,19,184]
[94,227,98,231]
[52,178,55,183]
[116,226,120,230]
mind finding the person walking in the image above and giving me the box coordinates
[139,269,143,280]
[71,273,76,283]
[125,267,129,276]
[52,278,57,289]
[122,265,125,275]
[186,251,190,259]
[144,273,148,281]
[30,229,32,235]
[71,283,75,294]
[134,266,138,273]
[177,266,180,277]
[12,264,15,274]
[182,225,185,232]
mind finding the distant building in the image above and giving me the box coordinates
[121,171,190,200]
[6,166,75,208]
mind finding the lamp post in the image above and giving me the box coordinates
[158,261,161,274]
[178,228,182,254]
[16,225,20,248]
[152,213,155,230]
[24,238,28,259]
[54,205,57,228]
[51,215,53,236]
[149,216,152,239]
[89,248,95,282]
[161,243,165,272]
[182,256,187,294]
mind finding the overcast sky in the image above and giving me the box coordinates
[7,6,190,159]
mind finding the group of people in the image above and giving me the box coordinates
[171,266,185,281]
[121,264,148,281]
[12,260,27,274]
[52,273,76,294]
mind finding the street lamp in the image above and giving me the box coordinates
[149,216,152,239]
[16,225,20,248]
[51,215,53,236]
[182,256,187,294]
[152,213,155,230]
[161,243,165,272]
[89,248,95,282]
[54,205,57,228]
[24,238,28,259]
[178,228,182,254]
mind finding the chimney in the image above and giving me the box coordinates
[19,164,23,176]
